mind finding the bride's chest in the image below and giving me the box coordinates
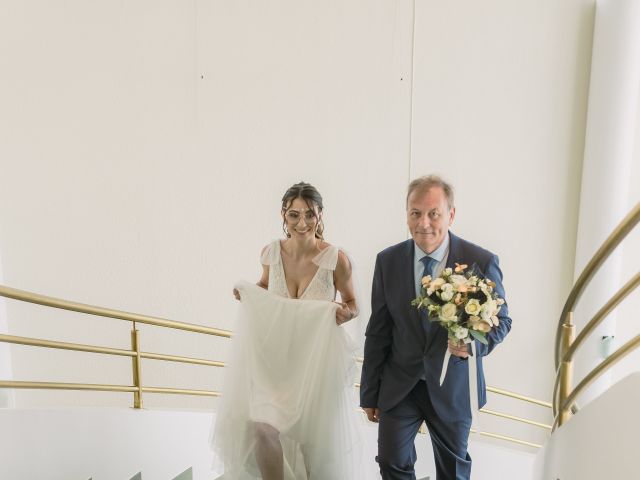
[270,261,335,300]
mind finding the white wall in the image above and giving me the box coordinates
[0,0,411,410]
[0,0,601,451]
[613,88,640,383]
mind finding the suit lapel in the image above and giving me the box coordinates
[402,240,426,344]
[445,231,461,269]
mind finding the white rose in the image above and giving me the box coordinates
[430,278,445,290]
[440,284,454,302]
[439,302,458,322]
[481,300,497,321]
[449,274,468,288]
[465,299,482,316]
[452,325,469,340]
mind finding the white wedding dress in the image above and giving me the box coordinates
[210,241,362,479]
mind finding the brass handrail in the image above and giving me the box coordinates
[552,273,640,412]
[471,430,542,449]
[0,380,138,393]
[0,284,230,408]
[553,202,640,425]
[0,285,232,338]
[142,386,221,397]
[554,203,640,368]
[0,380,221,398]
[479,408,552,430]
[0,333,225,367]
[560,272,640,365]
[485,385,552,409]
[560,335,640,414]
[140,352,225,368]
[0,333,136,358]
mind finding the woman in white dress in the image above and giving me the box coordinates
[211,182,362,480]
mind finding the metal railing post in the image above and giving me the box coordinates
[558,312,575,426]
[131,322,143,409]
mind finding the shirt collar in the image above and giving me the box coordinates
[414,232,450,264]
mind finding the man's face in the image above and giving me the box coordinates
[407,186,455,254]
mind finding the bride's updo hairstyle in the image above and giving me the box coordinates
[281,182,325,240]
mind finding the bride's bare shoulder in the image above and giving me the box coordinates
[318,240,333,251]
[335,250,352,274]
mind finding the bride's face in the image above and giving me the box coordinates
[283,198,321,238]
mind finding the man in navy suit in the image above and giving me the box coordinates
[360,175,512,480]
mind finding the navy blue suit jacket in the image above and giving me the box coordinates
[360,232,512,423]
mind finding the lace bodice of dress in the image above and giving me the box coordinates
[261,240,338,301]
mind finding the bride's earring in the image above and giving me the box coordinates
[283,223,291,238]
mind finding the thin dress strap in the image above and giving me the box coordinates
[312,245,340,271]
[260,240,281,266]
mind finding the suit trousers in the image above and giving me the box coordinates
[376,380,472,480]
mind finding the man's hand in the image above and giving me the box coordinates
[448,338,470,358]
[363,407,380,423]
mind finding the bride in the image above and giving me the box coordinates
[211,182,363,479]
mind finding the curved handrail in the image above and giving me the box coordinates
[560,335,640,415]
[552,273,640,413]
[554,202,640,368]
[0,284,232,338]
[560,272,640,365]
[553,201,640,424]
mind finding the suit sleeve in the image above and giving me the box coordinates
[359,254,394,408]
[475,254,512,357]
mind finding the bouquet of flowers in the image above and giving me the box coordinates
[411,263,504,346]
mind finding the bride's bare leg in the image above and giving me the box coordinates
[254,422,284,480]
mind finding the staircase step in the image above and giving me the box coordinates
[173,467,193,480]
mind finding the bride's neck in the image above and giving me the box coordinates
[284,236,319,259]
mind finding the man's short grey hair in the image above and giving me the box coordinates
[406,175,455,209]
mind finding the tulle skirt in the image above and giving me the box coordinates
[210,282,363,479]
